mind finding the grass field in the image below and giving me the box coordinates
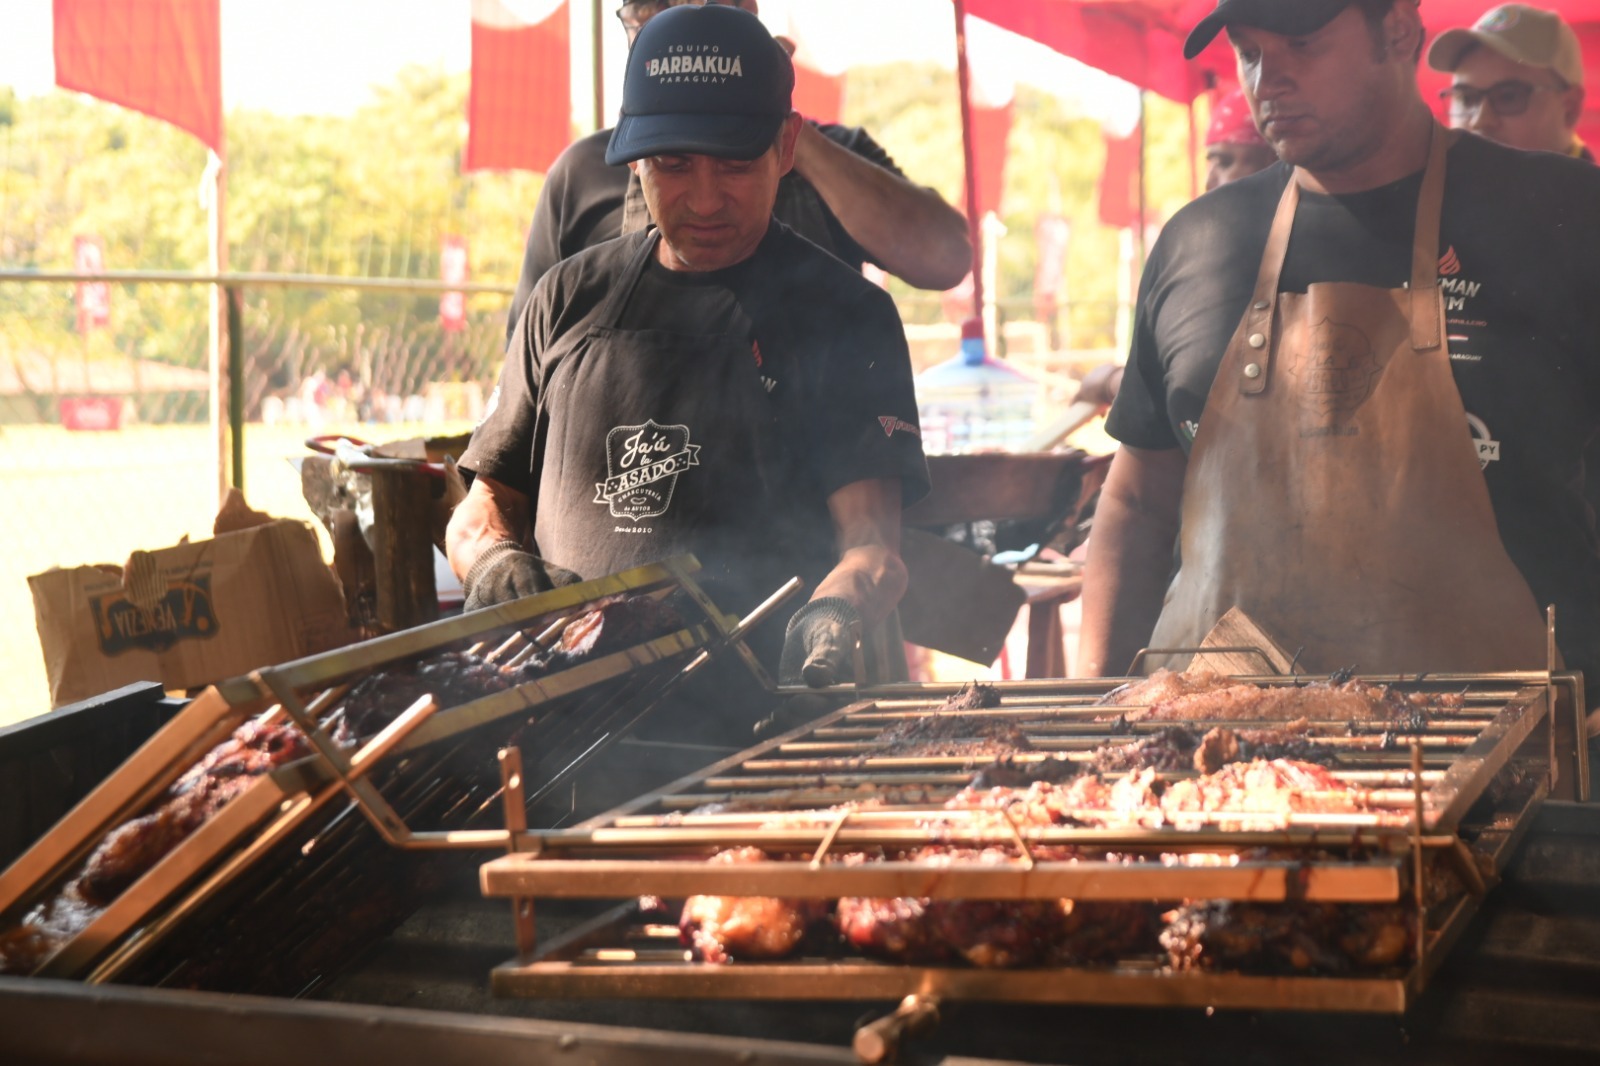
[0,420,474,727]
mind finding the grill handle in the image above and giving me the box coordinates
[853,994,940,1064]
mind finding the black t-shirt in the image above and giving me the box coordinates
[464,221,931,617]
[504,123,904,342]
[1109,132,1600,686]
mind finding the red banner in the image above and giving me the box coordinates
[1033,213,1071,318]
[441,236,469,332]
[465,0,571,173]
[966,102,1013,222]
[52,0,223,155]
[1097,127,1143,230]
[74,235,110,333]
[793,62,845,125]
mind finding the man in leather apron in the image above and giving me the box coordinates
[449,5,930,701]
[1080,0,1600,691]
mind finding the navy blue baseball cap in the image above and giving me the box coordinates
[606,4,794,165]
[1184,0,1355,58]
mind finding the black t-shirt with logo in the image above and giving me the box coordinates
[464,221,930,618]
[1109,132,1600,686]
[504,123,903,343]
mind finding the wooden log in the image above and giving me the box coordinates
[367,466,438,633]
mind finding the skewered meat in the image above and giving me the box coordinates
[1099,669,1458,725]
[680,848,822,963]
[326,651,510,745]
[946,771,1160,828]
[840,848,1159,968]
[1161,900,1414,973]
[1,592,688,975]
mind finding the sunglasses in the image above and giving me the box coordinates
[1440,79,1565,119]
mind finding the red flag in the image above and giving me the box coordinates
[53,0,222,155]
[1098,127,1143,230]
[964,102,1012,222]
[440,236,469,333]
[74,235,111,333]
[792,62,844,125]
[466,0,571,173]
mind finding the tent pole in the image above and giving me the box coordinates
[952,0,985,328]
[592,0,606,130]
[1188,98,1199,200]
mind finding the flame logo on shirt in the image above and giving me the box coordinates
[1438,246,1462,277]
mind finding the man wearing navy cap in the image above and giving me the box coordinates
[1079,0,1600,697]
[450,5,929,696]
[503,0,971,345]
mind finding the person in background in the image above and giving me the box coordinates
[1078,0,1600,696]
[1205,87,1279,190]
[504,0,972,342]
[1428,4,1591,160]
[452,6,929,705]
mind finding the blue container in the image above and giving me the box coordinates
[914,332,1039,454]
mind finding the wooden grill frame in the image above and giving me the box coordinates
[480,669,1561,1014]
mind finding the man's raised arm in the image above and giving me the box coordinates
[791,124,972,292]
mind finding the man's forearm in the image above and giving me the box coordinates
[445,476,531,582]
[792,124,971,291]
[1076,447,1186,678]
[812,544,908,629]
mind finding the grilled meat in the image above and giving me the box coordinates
[1162,900,1414,974]
[680,848,823,963]
[1160,759,1366,827]
[1099,669,1458,725]
[327,651,510,745]
[874,683,1029,758]
[1,592,688,975]
[840,847,1159,968]
[837,895,955,964]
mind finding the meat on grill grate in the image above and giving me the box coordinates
[873,683,1032,758]
[1098,669,1459,726]
[680,848,825,963]
[0,592,683,976]
[1161,900,1415,974]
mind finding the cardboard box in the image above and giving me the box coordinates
[29,519,354,708]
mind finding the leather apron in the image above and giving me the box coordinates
[1147,127,1547,675]
[531,231,832,666]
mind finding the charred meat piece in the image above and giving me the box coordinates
[875,684,1028,758]
[1162,900,1414,974]
[917,848,1070,969]
[1089,726,1338,776]
[1160,759,1366,824]
[947,772,1159,828]
[1055,900,1162,964]
[680,848,822,964]
[555,594,685,660]
[328,651,510,745]
[968,755,1083,789]
[837,895,954,964]
[1099,669,1459,725]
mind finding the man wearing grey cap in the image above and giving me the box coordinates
[1079,0,1600,701]
[1429,4,1590,159]
[449,5,929,702]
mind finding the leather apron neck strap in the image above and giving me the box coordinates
[1249,124,1451,354]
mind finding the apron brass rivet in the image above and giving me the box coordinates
[1253,300,1269,311]
[1247,333,1266,349]
[1243,362,1262,379]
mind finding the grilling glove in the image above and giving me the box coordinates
[461,540,580,612]
[779,597,861,688]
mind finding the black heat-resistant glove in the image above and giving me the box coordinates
[461,540,580,612]
[779,597,862,688]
